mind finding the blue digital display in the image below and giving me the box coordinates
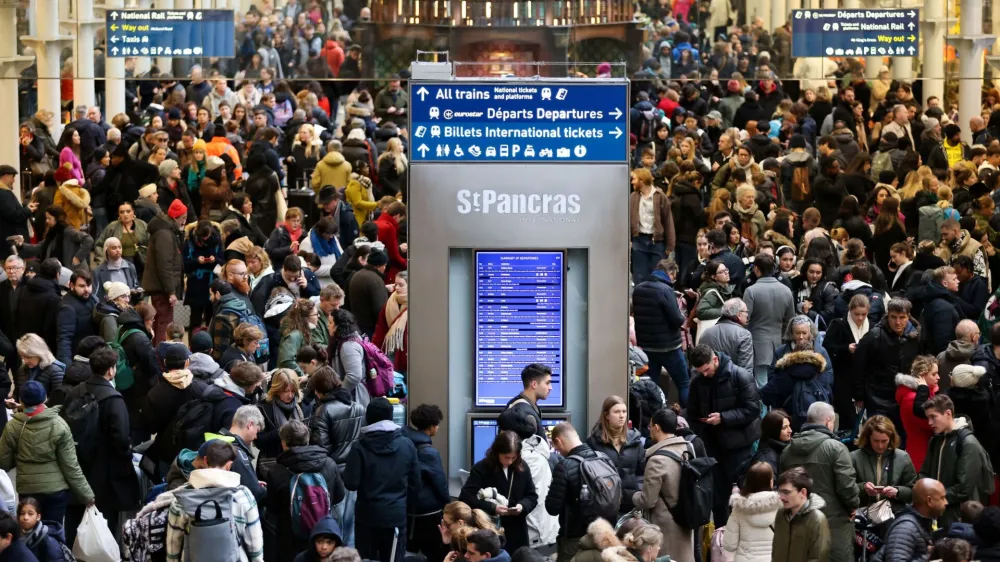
[409,83,629,163]
[791,9,919,58]
[106,10,235,58]
[470,417,566,465]
[475,251,564,408]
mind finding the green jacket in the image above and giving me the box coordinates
[0,407,94,502]
[571,519,621,562]
[277,329,307,377]
[695,282,733,321]
[780,425,860,520]
[850,446,917,512]
[771,495,831,562]
[918,418,987,528]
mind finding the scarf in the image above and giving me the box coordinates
[309,227,342,259]
[733,199,759,217]
[272,398,302,429]
[383,291,408,355]
[186,161,206,191]
[22,522,49,552]
[24,404,47,417]
[285,223,303,243]
[733,156,756,172]
[849,316,869,343]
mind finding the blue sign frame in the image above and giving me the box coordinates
[106,10,235,58]
[409,82,629,163]
[791,9,919,58]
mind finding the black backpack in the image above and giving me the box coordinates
[60,382,116,470]
[654,443,718,530]
[161,385,225,461]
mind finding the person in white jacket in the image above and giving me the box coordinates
[723,461,782,562]
[498,407,559,547]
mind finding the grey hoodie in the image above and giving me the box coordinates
[189,352,225,382]
[937,339,976,392]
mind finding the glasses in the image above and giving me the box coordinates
[232,271,248,278]
[716,269,729,275]
[3,266,23,271]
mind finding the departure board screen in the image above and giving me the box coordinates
[475,251,564,408]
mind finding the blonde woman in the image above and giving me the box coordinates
[898,165,935,200]
[256,369,305,460]
[733,185,766,251]
[277,298,318,377]
[287,123,323,190]
[245,246,273,291]
[850,415,917,515]
[14,334,65,402]
[603,523,664,562]
[373,270,409,374]
[378,137,408,198]
[586,395,644,515]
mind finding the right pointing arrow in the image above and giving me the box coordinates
[612,127,623,139]
[418,144,429,157]
[610,108,623,119]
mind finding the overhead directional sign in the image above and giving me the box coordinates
[105,10,235,58]
[409,83,629,163]
[791,9,919,58]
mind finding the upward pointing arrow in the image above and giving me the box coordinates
[908,21,915,29]
[418,144,429,157]
[908,46,916,54]
[416,86,429,102]
[110,11,118,19]
[610,107,623,119]
[111,46,119,55]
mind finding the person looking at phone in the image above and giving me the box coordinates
[250,254,320,320]
[849,415,918,516]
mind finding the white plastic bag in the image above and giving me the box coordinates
[73,505,121,562]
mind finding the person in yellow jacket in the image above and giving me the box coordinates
[345,160,378,227]
[311,142,352,191]
[53,172,91,230]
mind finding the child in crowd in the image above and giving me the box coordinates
[18,498,71,562]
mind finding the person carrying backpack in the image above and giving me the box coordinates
[761,349,832,432]
[264,420,345,562]
[166,439,264,562]
[632,408,695,562]
[61,345,140,547]
[546,423,620,562]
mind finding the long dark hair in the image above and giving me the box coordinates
[761,409,790,442]
[803,235,839,275]
[484,430,524,472]
[330,308,360,349]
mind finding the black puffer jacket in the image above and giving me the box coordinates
[587,427,645,513]
[749,438,787,480]
[632,272,685,351]
[55,292,96,366]
[51,356,92,406]
[910,282,961,356]
[309,388,365,466]
[853,318,920,413]
[686,352,761,451]
[20,276,62,346]
[670,179,704,246]
[117,308,162,397]
[545,443,601,540]
[880,508,933,562]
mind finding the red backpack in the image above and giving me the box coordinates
[340,335,396,397]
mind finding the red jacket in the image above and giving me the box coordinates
[322,40,345,77]
[375,213,407,280]
[896,373,937,471]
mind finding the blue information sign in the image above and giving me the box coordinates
[791,9,919,58]
[106,10,235,58]
[409,82,629,163]
[475,251,564,408]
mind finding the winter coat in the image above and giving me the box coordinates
[854,319,921,414]
[770,495,831,562]
[957,275,989,320]
[945,363,1000,469]
[587,427,645,513]
[141,213,184,296]
[545,444,600,540]
[698,318,755,372]
[880,507,934,562]
[19,277,63,348]
[156,178,196,224]
[402,426,450,516]
[53,181,90,230]
[744,277,795,368]
[309,389,364,467]
[460,456,539,554]
[138,370,208,444]
[910,282,961,355]
[761,350,831,430]
[723,491,782,562]
[256,398,305,461]
[792,279,839,327]
[0,407,94,503]
[66,376,141,512]
[209,372,253,433]
[91,260,139,301]
[311,151,352,190]
[937,339,976,392]
[54,291,95,366]
[377,156,407,199]
[631,436,695,562]
[896,374,937,472]
[571,519,621,562]
[20,225,93,272]
[264,445,347,562]
[519,434,558,547]
[182,231,223,307]
[632,272,685,351]
[687,352,762,451]
[849,446,917,513]
[748,438,787,480]
[343,421,421,529]
[812,172,846,229]
[781,424,860,520]
[695,281,732,321]
[21,521,69,562]
[347,267,389,336]
[244,168,281,234]
[198,174,233,222]
[670,179,704,246]
[629,187,675,249]
[116,307,162,397]
[0,539,41,562]
[833,280,885,325]
[771,343,834,392]
[13,362,65,406]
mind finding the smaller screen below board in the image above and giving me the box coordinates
[470,417,568,465]
[474,251,564,408]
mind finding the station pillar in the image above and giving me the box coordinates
[22,0,72,138]
[0,0,34,201]
[955,0,994,144]
[921,0,948,107]
[68,0,102,109]
[104,0,126,119]
[770,0,787,34]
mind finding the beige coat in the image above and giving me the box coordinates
[631,436,694,562]
[724,491,782,562]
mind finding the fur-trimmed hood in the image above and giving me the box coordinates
[793,494,826,518]
[729,490,783,514]
[579,518,622,553]
[601,546,642,562]
[895,373,922,390]
[951,364,987,389]
[774,350,827,372]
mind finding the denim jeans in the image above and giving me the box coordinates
[334,489,357,546]
[646,348,690,406]
[631,234,665,285]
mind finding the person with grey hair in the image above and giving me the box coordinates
[883,103,915,149]
[0,256,26,364]
[761,316,833,431]
[218,404,267,501]
[937,319,980,393]
[780,400,859,562]
[698,298,754,371]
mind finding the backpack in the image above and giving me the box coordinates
[568,452,622,523]
[161,385,226,462]
[790,164,812,202]
[172,486,242,562]
[954,428,996,498]
[918,205,946,244]
[637,113,660,145]
[871,150,894,180]
[290,472,332,539]
[216,301,270,364]
[653,442,718,530]
[107,327,143,391]
[60,383,114,471]
[784,376,830,429]
[340,335,395,397]
[273,100,294,128]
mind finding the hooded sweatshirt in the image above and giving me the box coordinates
[165,468,263,562]
[342,420,420,529]
[311,151,352,190]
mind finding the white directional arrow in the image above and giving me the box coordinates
[908,9,916,17]
[610,107,623,119]
[418,144,429,157]
[908,46,916,54]
[908,21,915,30]
[611,127,623,139]
[416,87,429,102]
[110,11,118,18]
[110,36,119,43]
[111,46,119,55]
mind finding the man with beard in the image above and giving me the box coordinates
[55,269,96,365]
[250,254,321,319]
[209,260,269,365]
